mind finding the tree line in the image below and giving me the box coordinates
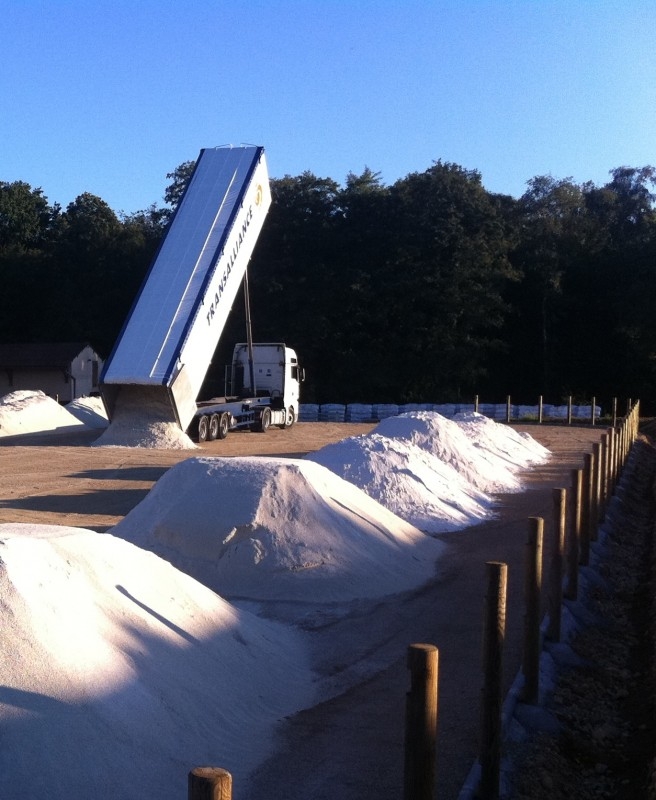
[1,160,655,411]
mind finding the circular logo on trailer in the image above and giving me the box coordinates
[255,184,263,206]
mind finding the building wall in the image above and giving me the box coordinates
[69,345,103,399]
[0,346,103,402]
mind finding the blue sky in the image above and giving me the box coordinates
[2,1,654,214]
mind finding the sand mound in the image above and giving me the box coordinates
[65,396,109,429]
[453,411,551,467]
[112,456,444,603]
[93,418,197,449]
[307,411,550,532]
[371,411,526,492]
[0,523,314,798]
[0,390,84,437]
[308,432,494,533]
[92,387,196,449]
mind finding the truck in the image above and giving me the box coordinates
[100,144,303,440]
[192,342,302,441]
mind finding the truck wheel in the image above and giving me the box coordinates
[208,414,220,440]
[218,412,230,439]
[255,406,271,433]
[197,415,209,442]
[281,406,296,429]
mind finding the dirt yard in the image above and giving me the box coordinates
[0,422,377,531]
[0,420,610,799]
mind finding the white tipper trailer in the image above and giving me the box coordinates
[100,145,303,441]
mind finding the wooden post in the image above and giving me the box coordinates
[612,397,617,427]
[620,420,628,469]
[474,394,479,413]
[625,415,631,460]
[189,768,232,800]
[538,395,543,424]
[565,469,582,600]
[506,395,511,423]
[591,396,596,426]
[567,396,572,425]
[591,442,601,541]
[522,518,543,705]
[479,561,507,800]
[599,433,608,517]
[604,429,612,511]
[404,644,438,800]
[607,427,616,496]
[579,454,592,566]
[616,422,624,476]
[547,489,566,641]
[634,400,640,442]
[589,450,598,546]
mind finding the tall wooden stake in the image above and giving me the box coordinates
[522,518,543,705]
[480,561,507,800]
[547,488,566,641]
[565,470,581,600]
[404,644,439,800]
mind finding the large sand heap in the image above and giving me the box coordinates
[65,395,109,429]
[92,387,197,449]
[307,411,550,532]
[0,390,85,437]
[112,456,444,603]
[0,523,314,799]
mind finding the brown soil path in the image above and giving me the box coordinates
[0,422,375,530]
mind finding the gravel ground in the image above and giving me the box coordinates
[501,424,656,799]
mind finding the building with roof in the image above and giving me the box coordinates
[0,343,103,402]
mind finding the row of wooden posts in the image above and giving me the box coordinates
[476,398,641,800]
[185,401,641,800]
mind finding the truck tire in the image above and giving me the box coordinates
[197,415,210,442]
[218,412,230,439]
[280,406,296,429]
[254,406,271,433]
[208,414,220,441]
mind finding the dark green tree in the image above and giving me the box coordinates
[327,168,392,400]
[164,160,196,211]
[559,167,656,403]
[375,162,516,401]
[245,171,343,400]
[501,176,595,398]
[0,182,62,342]
[0,181,56,253]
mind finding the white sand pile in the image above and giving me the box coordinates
[307,411,550,533]
[92,386,196,449]
[0,523,315,799]
[0,390,85,437]
[65,395,109,429]
[307,432,494,533]
[93,419,197,449]
[372,411,527,492]
[112,456,444,603]
[453,411,551,467]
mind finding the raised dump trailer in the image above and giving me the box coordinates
[100,145,302,439]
